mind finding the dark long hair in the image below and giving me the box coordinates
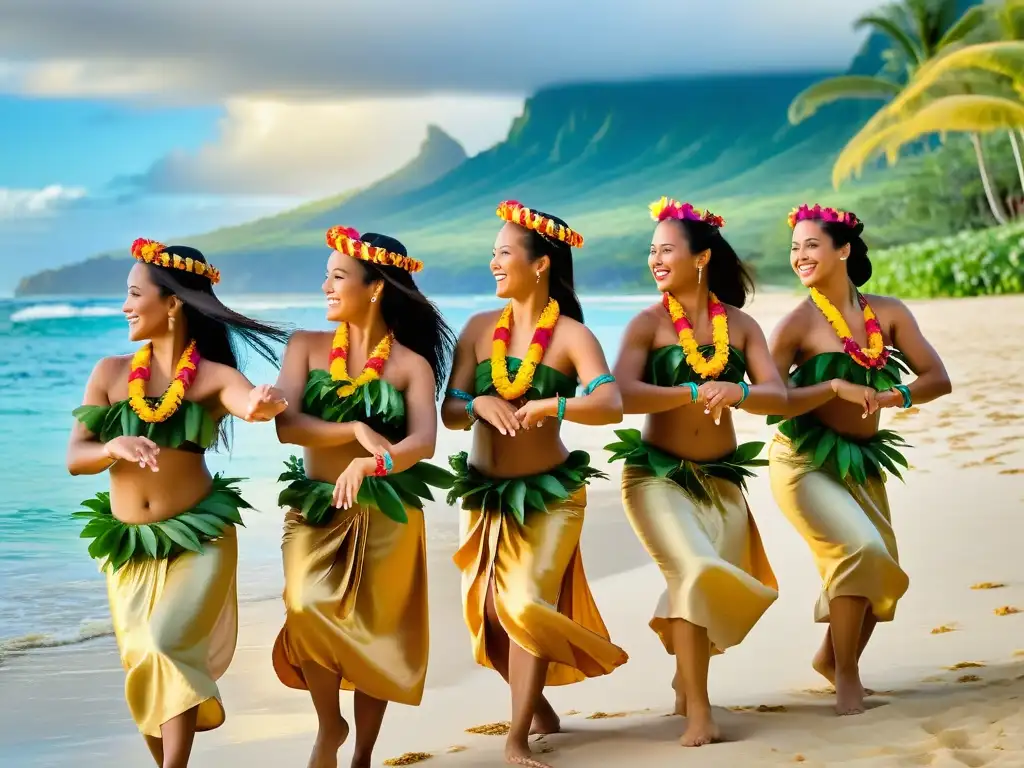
[667,219,754,308]
[357,233,456,399]
[819,216,872,288]
[521,211,584,323]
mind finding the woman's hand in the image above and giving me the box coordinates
[245,385,289,422]
[332,457,375,510]
[104,436,160,472]
[696,381,745,425]
[831,379,880,418]
[470,396,521,436]
[514,398,556,430]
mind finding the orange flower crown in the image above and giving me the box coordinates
[495,200,584,248]
[649,197,725,229]
[130,239,221,285]
[325,226,423,274]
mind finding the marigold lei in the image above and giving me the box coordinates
[662,292,730,379]
[491,299,560,400]
[131,239,221,285]
[328,323,394,398]
[128,340,200,423]
[810,288,890,369]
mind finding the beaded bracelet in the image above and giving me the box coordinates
[556,396,567,422]
[582,373,615,396]
[893,384,912,409]
[736,381,750,406]
[683,381,699,402]
[373,452,387,477]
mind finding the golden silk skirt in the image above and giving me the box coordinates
[453,486,628,686]
[768,435,909,622]
[272,504,429,705]
[620,465,778,654]
[105,526,238,737]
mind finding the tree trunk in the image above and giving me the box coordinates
[1009,130,1024,194]
[971,132,1008,225]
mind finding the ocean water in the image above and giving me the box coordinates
[0,294,649,658]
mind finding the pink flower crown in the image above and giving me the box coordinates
[787,204,859,229]
[649,197,725,229]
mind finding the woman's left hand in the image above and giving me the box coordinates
[514,398,556,430]
[245,384,289,422]
[696,381,744,425]
[332,457,375,510]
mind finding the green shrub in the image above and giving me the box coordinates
[869,222,1024,298]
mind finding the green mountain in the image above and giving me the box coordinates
[18,72,882,297]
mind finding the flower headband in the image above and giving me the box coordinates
[649,197,725,229]
[495,200,584,248]
[325,226,424,274]
[131,239,221,285]
[787,204,859,229]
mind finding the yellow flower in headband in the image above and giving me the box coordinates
[325,226,424,273]
[649,197,725,229]
[130,238,221,285]
[495,200,584,248]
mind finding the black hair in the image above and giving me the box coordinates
[356,233,457,399]
[519,211,584,323]
[666,219,754,308]
[144,245,290,447]
[818,216,872,288]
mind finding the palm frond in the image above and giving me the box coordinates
[787,76,902,125]
[856,13,925,67]
[936,5,990,49]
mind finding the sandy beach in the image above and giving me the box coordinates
[3,292,1024,767]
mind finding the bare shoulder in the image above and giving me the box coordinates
[286,329,331,351]
[864,293,911,315]
[769,299,815,346]
[91,354,130,383]
[391,342,435,381]
[462,309,502,337]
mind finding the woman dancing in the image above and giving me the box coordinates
[608,198,784,746]
[67,239,289,768]
[768,204,951,715]
[273,227,456,768]
[442,201,628,767]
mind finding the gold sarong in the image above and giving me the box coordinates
[272,505,429,705]
[768,435,909,622]
[453,486,628,686]
[105,526,238,737]
[620,465,778,654]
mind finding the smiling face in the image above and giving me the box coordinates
[490,222,548,299]
[648,219,707,294]
[123,263,177,342]
[322,251,380,323]
[790,219,849,287]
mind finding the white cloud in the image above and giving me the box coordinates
[0,0,881,101]
[0,185,87,219]
[128,95,524,196]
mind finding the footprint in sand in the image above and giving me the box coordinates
[383,752,433,766]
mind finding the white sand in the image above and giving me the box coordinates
[3,292,1024,767]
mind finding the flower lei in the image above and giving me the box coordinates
[128,341,200,423]
[662,292,730,379]
[787,204,859,229]
[810,288,890,369]
[649,197,725,229]
[325,226,423,274]
[491,299,560,400]
[131,239,221,285]
[495,201,584,248]
[329,323,394,398]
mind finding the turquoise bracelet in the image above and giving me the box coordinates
[683,381,699,402]
[894,384,912,409]
[447,388,474,402]
[582,373,615,396]
[736,381,750,406]
[556,396,567,422]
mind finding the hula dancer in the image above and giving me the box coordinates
[273,227,456,768]
[67,239,288,767]
[768,205,951,715]
[608,198,785,747]
[441,200,627,768]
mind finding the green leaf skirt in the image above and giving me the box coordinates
[775,417,911,485]
[277,455,455,526]
[445,450,608,525]
[73,474,252,573]
[604,428,767,510]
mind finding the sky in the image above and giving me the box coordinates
[0,0,883,294]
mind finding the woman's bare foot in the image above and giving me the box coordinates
[834,669,866,716]
[530,697,561,735]
[673,689,687,717]
[679,706,720,747]
[505,744,553,768]
[308,718,350,768]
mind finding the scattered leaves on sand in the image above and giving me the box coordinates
[957,675,982,683]
[971,582,1006,590]
[995,606,1021,616]
[946,661,986,670]
[586,711,628,719]
[803,686,836,696]
[922,675,945,683]
[794,756,807,763]
[465,721,510,736]
[383,752,433,766]
[931,624,958,634]
[998,468,1024,475]
[757,704,788,713]
[1013,650,1024,658]
[562,709,580,716]
[446,746,467,754]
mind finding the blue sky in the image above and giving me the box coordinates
[0,0,881,294]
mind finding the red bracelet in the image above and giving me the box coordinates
[373,453,387,477]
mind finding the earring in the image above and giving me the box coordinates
[535,272,541,284]
[697,266,703,284]
[168,314,175,331]
[371,295,377,303]
[840,256,848,262]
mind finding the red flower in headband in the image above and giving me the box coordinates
[649,197,725,229]
[788,204,859,229]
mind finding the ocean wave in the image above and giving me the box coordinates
[0,618,113,662]
[10,304,121,323]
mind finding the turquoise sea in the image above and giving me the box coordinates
[0,294,649,658]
